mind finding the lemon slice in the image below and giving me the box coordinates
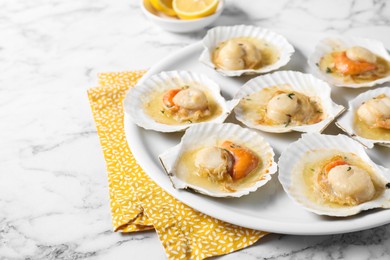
[173,0,219,20]
[150,0,177,17]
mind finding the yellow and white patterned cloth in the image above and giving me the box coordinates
[88,70,267,259]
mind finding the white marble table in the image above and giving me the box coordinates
[1,0,390,259]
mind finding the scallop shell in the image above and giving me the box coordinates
[233,71,345,133]
[199,25,295,77]
[278,133,390,217]
[124,71,239,132]
[159,123,277,197]
[336,87,390,148]
[308,36,390,88]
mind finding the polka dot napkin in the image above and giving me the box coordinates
[87,70,267,259]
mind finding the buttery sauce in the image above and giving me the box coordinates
[176,142,266,193]
[353,113,390,141]
[298,150,384,207]
[143,83,223,125]
[319,51,390,84]
[238,86,324,127]
[212,37,280,70]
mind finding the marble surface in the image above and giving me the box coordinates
[1,0,390,259]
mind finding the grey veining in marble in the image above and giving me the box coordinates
[1,0,390,259]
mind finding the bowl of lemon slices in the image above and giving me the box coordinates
[141,0,224,33]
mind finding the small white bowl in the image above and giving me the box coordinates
[140,0,224,33]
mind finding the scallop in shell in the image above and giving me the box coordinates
[336,87,390,148]
[159,123,277,197]
[308,36,390,88]
[199,25,295,77]
[124,71,239,132]
[234,71,345,133]
[278,133,390,217]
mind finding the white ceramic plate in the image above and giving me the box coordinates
[124,30,390,235]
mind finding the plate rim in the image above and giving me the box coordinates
[124,33,390,235]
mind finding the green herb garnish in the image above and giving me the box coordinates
[326,67,332,73]
[347,167,352,171]
[287,93,295,99]
[285,115,292,127]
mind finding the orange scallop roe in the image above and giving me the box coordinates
[162,89,181,108]
[324,159,348,174]
[333,52,377,75]
[221,141,259,180]
[317,156,349,192]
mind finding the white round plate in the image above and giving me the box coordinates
[124,30,390,235]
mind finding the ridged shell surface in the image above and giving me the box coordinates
[159,123,277,197]
[233,71,345,133]
[278,133,390,217]
[308,36,390,88]
[336,87,390,148]
[124,71,238,132]
[199,25,295,77]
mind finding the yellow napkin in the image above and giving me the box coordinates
[88,70,267,259]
